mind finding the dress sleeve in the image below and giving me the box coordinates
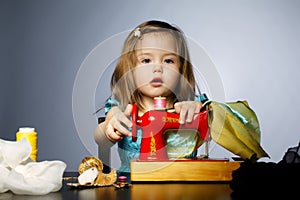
[104,97,120,115]
[195,93,209,103]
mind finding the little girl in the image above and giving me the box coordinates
[94,20,208,173]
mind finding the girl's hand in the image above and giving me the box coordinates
[174,101,202,124]
[103,104,133,142]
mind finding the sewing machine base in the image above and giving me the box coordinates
[130,158,242,182]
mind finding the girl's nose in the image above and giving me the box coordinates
[152,64,163,73]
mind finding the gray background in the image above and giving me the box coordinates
[1,0,299,171]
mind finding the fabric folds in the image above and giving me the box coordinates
[205,100,269,161]
[0,138,66,195]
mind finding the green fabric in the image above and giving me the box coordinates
[204,100,269,161]
[163,129,204,159]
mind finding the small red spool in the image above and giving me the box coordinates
[118,176,127,182]
[154,96,166,110]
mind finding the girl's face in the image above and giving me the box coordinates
[133,32,180,101]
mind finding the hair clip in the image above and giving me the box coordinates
[134,28,141,38]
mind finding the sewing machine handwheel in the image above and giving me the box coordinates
[131,103,138,142]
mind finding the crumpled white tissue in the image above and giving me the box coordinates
[0,138,67,195]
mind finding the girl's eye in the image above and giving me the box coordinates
[141,58,151,64]
[164,59,174,64]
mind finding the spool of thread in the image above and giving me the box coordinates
[154,96,166,110]
[118,176,127,183]
[16,127,38,161]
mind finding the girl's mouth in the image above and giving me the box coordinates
[150,78,163,87]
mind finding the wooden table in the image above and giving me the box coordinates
[0,172,236,200]
[62,178,234,200]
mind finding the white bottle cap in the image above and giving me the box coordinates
[19,127,35,133]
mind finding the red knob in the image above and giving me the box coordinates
[131,104,138,142]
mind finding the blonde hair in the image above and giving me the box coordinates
[110,20,196,111]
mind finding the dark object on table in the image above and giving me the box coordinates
[280,141,300,164]
[230,142,300,199]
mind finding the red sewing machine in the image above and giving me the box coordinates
[130,97,241,182]
[131,100,210,160]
